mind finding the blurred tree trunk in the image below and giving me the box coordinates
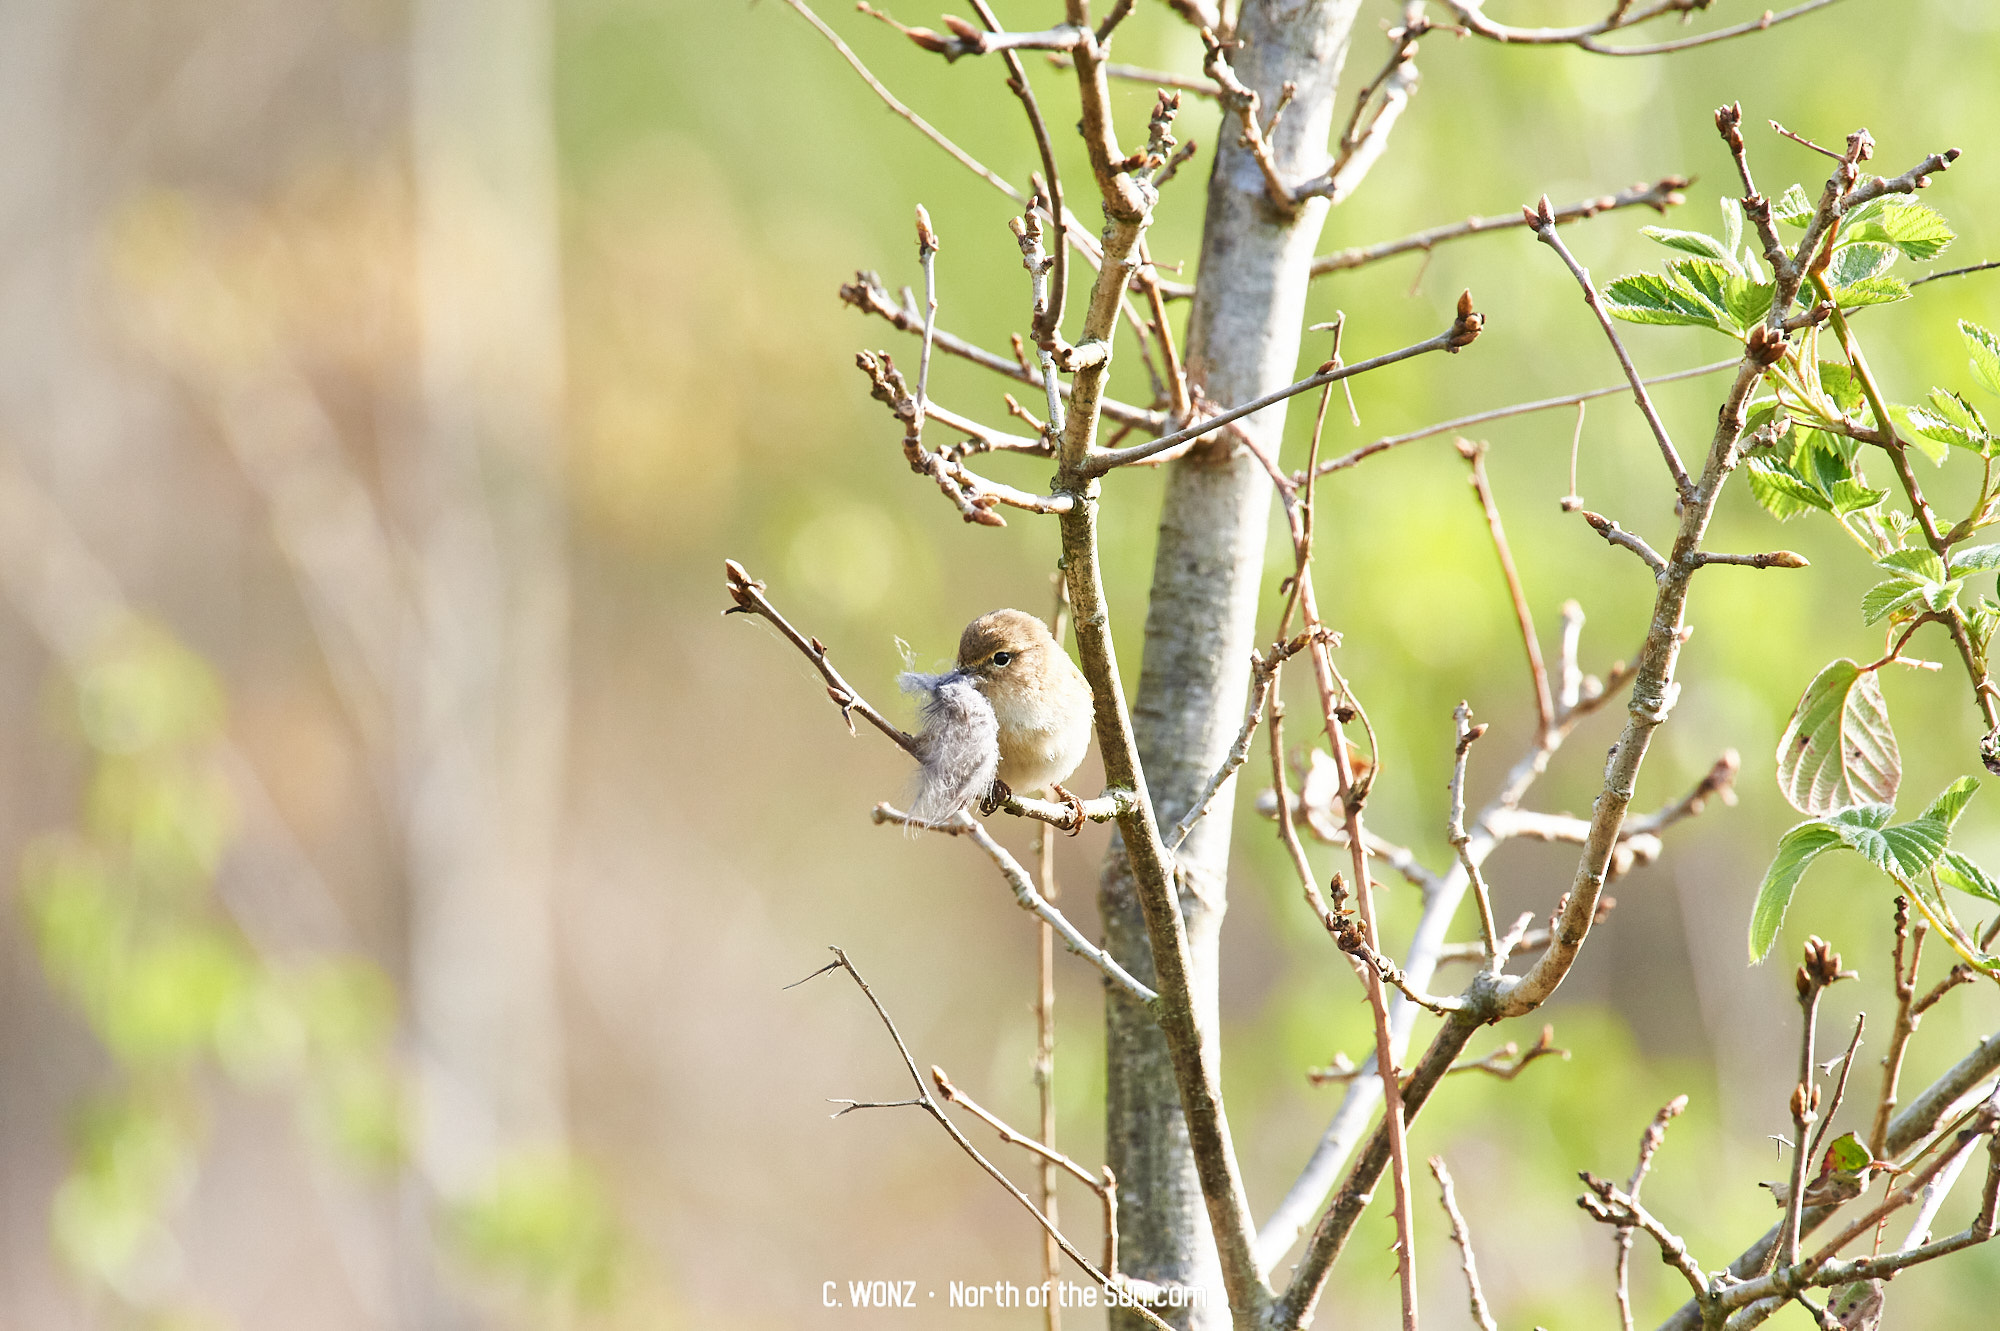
[1101,4,1363,1326]
[405,0,571,1304]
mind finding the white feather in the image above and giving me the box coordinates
[899,670,999,826]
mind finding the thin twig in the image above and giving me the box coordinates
[723,560,921,757]
[1447,704,1502,968]
[806,948,1171,1330]
[1429,1157,1498,1331]
[1528,196,1693,498]
[1441,0,1846,57]
[1171,632,1319,851]
[1308,177,1689,277]
[1461,439,1554,732]
[1090,298,1483,473]
[872,804,1158,1004]
[1616,1094,1690,1331]
[1301,359,1738,484]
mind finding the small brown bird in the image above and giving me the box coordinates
[956,609,1095,806]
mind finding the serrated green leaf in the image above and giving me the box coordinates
[1774,183,1813,227]
[1948,544,2000,575]
[1749,822,1844,961]
[1775,660,1901,815]
[1877,547,1948,583]
[1827,243,1898,287]
[1819,362,1864,416]
[1861,578,1927,625]
[1919,776,1979,827]
[1907,404,1987,453]
[1668,258,1740,328]
[1963,320,2000,398]
[1922,580,1963,613]
[1827,480,1889,515]
[1839,816,1951,883]
[1601,272,1728,329]
[1748,459,1830,519]
[1888,402,1949,465]
[1843,200,1955,261]
[1642,227,1736,266]
[1937,850,2000,905]
[1828,276,1911,309]
[1724,275,1777,330]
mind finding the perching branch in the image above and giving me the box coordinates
[871,804,1158,1005]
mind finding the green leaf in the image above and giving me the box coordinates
[1821,1131,1874,1175]
[1641,227,1735,265]
[1827,479,1889,516]
[1963,320,2000,398]
[1919,775,1979,828]
[1667,259,1740,327]
[1828,276,1911,310]
[1774,183,1814,227]
[1937,850,2000,905]
[1948,544,2000,575]
[1842,200,1955,261]
[1775,660,1901,815]
[1749,822,1843,961]
[1827,242,1898,287]
[1861,578,1927,625]
[1601,273,1727,330]
[1748,459,1831,519]
[1877,547,1948,583]
[1720,198,1746,263]
[1819,361,1865,416]
[1724,275,1778,330]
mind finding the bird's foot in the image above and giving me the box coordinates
[978,779,1013,817]
[1051,783,1085,837]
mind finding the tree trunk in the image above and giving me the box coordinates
[1101,4,1364,1326]
[405,0,571,1318]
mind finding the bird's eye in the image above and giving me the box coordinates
[991,651,1013,667]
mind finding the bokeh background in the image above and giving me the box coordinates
[1,0,1999,1327]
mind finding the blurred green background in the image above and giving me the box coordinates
[2,0,1999,1327]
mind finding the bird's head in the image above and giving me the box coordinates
[955,609,1060,705]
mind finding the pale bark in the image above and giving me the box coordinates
[1101,4,1364,1325]
[406,0,570,1212]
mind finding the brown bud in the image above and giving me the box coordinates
[914,204,938,256]
[904,26,950,53]
[941,14,981,43]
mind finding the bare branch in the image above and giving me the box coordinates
[1430,1157,1498,1331]
[1447,704,1503,967]
[1440,0,1847,57]
[1172,631,1321,851]
[1617,1095,1691,1331]
[1309,177,1689,277]
[723,561,922,757]
[1528,196,1694,497]
[1301,358,1737,484]
[871,804,1158,1004]
[1089,297,1484,473]
[1461,440,1554,732]
[1580,509,1669,575]
[806,949,1171,1329]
